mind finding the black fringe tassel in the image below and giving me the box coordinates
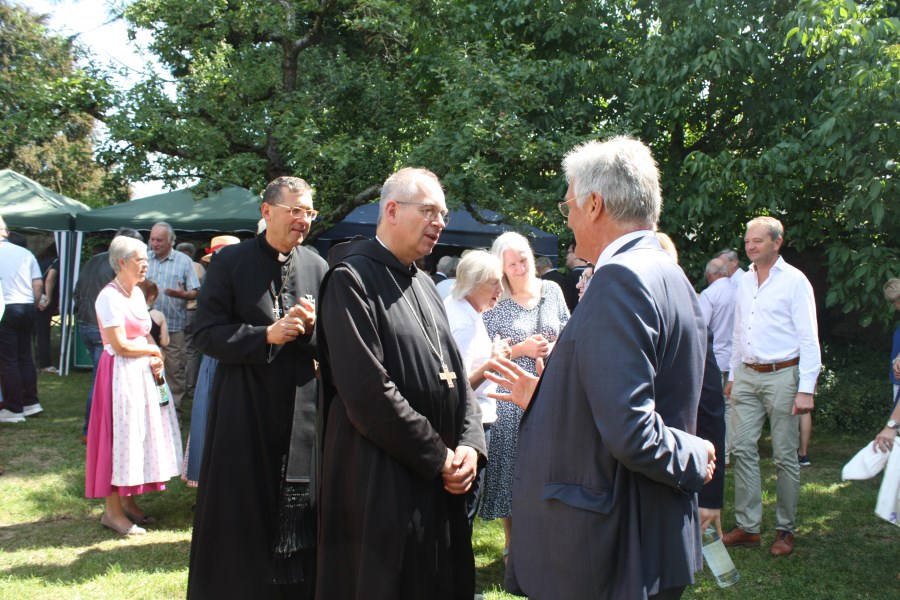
[272,482,315,585]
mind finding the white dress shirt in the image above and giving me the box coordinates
[699,276,736,372]
[729,255,821,393]
[444,296,497,424]
[729,267,746,288]
[435,278,455,300]
[0,240,41,304]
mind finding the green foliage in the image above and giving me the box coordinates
[0,1,126,206]
[815,340,896,433]
[628,0,898,328]
[87,0,897,324]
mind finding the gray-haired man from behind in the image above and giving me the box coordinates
[491,136,715,599]
[699,257,736,464]
[716,248,745,288]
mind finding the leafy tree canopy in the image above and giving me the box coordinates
[93,0,897,327]
[0,1,127,206]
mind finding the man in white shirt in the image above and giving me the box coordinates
[722,216,821,557]
[716,248,746,288]
[0,216,44,423]
[699,257,736,463]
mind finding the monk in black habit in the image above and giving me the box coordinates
[316,168,487,600]
[187,177,327,599]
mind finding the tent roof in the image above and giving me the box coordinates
[0,169,90,231]
[313,202,559,257]
[76,185,261,233]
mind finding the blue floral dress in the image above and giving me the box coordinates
[479,280,569,520]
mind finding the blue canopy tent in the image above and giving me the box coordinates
[312,202,559,259]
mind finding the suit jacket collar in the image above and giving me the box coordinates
[595,230,655,267]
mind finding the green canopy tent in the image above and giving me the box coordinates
[75,185,262,233]
[0,169,91,375]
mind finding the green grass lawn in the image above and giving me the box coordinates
[2,368,900,598]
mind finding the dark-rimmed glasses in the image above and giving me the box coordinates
[396,201,451,225]
[271,203,319,220]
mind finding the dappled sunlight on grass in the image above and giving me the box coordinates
[3,334,899,598]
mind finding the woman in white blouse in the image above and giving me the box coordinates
[443,250,510,526]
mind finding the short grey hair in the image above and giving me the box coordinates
[746,216,783,241]
[176,242,196,254]
[491,231,536,298]
[884,278,900,303]
[437,255,456,273]
[562,136,661,228]
[115,228,143,242]
[379,167,443,222]
[452,250,503,301]
[706,258,729,277]
[534,255,553,272]
[152,222,176,243]
[716,249,738,264]
[108,236,146,273]
[262,176,313,206]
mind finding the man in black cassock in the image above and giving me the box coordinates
[187,177,327,599]
[316,167,487,600]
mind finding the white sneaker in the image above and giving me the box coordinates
[0,409,26,423]
[23,404,43,417]
[40,366,59,374]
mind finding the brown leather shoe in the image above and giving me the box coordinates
[770,529,795,556]
[722,525,761,547]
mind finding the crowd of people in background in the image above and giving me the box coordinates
[1,134,899,599]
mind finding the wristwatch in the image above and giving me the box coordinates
[888,419,899,430]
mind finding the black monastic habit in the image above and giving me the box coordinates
[187,235,327,599]
[316,237,487,600]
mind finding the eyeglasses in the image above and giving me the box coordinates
[396,201,451,225]
[271,203,319,220]
[558,197,579,218]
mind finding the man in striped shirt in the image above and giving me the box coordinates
[147,222,201,411]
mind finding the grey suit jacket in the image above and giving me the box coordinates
[505,234,709,600]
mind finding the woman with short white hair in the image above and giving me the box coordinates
[85,235,182,535]
[444,251,511,526]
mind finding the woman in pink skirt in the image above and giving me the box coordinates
[85,236,182,535]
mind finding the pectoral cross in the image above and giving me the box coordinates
[272,297,282,320]
[438,362,457,389]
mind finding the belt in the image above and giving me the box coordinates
[743,357,800,373]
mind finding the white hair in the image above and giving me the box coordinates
[378,167,443,222]
[108,236,146,273]
[452,250,503,301]
[562,135,661,227]
[491,231,536,298]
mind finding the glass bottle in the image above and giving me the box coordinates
[702,527,740,588]
[154,372,169,407]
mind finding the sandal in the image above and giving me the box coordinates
[100,513,146,536]
[123,510,157,525]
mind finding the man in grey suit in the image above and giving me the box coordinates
[487,136,715,599]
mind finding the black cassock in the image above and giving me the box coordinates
[316,238,487,600]
[187,235,326,599]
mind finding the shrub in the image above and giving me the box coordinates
[815,341,894,434]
